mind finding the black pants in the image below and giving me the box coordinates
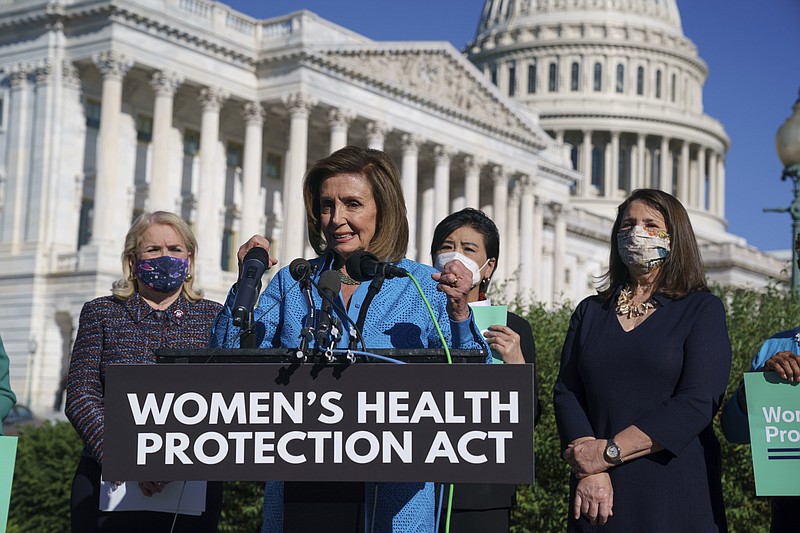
[771,496,800,533]
[70,455,223,533]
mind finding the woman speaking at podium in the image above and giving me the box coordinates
[211,146,488,532]
[65,211,223,532]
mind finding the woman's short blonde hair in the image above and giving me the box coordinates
[303,146,409,263]
[111,211,203,301]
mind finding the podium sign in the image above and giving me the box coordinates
[104,363,534,483]
[744,372,800,496]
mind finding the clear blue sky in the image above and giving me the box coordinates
[225,0,800,252]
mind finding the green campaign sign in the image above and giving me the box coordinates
[0,436,18,532]
[470,305,507,364]
[744,372,800,496]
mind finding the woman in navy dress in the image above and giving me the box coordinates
[553,189,730,532]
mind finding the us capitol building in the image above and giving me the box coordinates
[0,0,787,413]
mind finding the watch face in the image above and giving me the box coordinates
[607,445,620,459]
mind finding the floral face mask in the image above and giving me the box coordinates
[616,225,670,272]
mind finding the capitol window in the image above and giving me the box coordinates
[135,114,153,143]
[570,62,579,91]
[671,73,677,102]
[527,63,537,94]
[593,62,602,92]
[85,99,101,129]
[616,64,625,93]
[226,141,243,168]
[265,153,282,180]
[636,66,644,95]
[656,69,662,99]
[183,128,200,156]
[508,62,516,96]
[548,62,558,92]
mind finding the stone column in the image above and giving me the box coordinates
[492,166,508,282]
[696,146,706,210]
[401,134,421,261]
[49,60,86,251]
[551,203,566,301]
[240,102,266,240]
[506,180,521,296]
[708,151,719,214]
[365,121,388,151]
[26,61,55,244]
[518,176,536,300]
[194,87,228,280]
[328,108,354,154]
[602,141,610,197]
[419,177,435,263]
[463,155,482,208]
[282,91,317,262]
[2,65,31,247]
[581,130,592,196]
[659,136,670,193]
[433,145,452,226]
[532,196,544,298]
[678,141,690,205]
[148,71,183,212]
[607,131,620,198]
[90,51,133,248]
[716,155,726,217]
[636,133,646,191]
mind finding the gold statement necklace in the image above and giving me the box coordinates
[337,270,361,286]
[615,285,656,318]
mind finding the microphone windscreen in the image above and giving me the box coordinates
[289,258,312,281]
[243,246,269,266]
[346,250,379,282]
[319,269,342,294]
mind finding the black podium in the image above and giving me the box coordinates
[105,350,533,532]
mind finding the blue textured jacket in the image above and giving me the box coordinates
[720,327,799,444]
[211,254,488,353]
[211,253,489,533]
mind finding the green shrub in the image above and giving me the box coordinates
[7,421,83,533]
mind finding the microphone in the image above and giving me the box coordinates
[345,251,407,282]
[232,247,271,328]
[290,258,316,359]
[289,258,313,281]
[315,270,341,350]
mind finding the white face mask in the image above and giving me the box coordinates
[434,251,490,287]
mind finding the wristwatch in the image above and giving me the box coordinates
[603,438,623,465]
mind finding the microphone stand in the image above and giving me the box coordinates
[296,277,316,360]
[239,310,257,349]
[349,272,385,351]
[315,305,341,362]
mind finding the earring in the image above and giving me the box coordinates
[128,272,136,281]
[185,274,193,282]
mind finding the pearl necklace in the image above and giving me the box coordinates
[615,286,656,318]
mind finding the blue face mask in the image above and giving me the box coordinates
[135,256,189,293]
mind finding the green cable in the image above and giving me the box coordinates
[445,482,454,533]
[405,273,457,531]
[406,273,452,364]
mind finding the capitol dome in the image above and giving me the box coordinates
[467,0,731,239]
